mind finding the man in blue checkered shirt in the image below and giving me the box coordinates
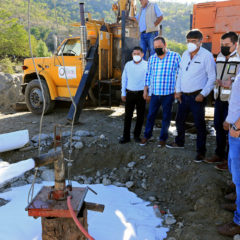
[140,36,181,147]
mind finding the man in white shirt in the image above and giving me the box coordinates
[166,29,216,162]
[119,46,148,144]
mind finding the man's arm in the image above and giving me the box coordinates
[144,59,152,102]
[175,53,182,103]
[121,64,128,102]
[154,4,163,26]
[200,53,216,97]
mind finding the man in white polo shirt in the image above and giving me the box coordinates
[119,46,148,144]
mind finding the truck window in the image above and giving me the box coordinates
[58,39,81,56]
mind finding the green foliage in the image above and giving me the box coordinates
[0,9,38,58]
[167,40,187,55]
[0,58,14,74]
[36,40,51,57]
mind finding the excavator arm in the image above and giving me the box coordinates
[112,0,136,22]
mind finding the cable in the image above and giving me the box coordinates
[27,0,47,203]
[67,196,95,240]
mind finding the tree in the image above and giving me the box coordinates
[36,39,51,57]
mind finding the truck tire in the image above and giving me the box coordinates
[25,79,55,115]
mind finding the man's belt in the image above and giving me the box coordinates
[126,89,144,94]
[182,90,202,96]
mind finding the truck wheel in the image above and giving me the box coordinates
[25,79,55,114]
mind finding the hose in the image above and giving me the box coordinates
[67,196,95,240]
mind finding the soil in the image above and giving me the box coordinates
[0,103,234,240]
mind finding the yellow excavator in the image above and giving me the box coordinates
[22,0,139,122]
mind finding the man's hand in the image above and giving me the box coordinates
[216,79,222,87]
[121,96,126,102]
[146,96,151,103]
[195,94,204,102]
[230,128,240,138]
[223,121,230,131]
[175,92,182,103]
[222,77,233,89]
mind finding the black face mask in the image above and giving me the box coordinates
[221,46,231,56]
[155,48,164,56]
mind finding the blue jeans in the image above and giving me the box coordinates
[140,31,158,60]
[175,94,207,155]
[144,94,174,141]
[214,99,229,159]
[228,135,240,225]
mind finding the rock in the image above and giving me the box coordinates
[234,235,240,240]
[96,171,101,177]
[95,178,101,184]
[31,133,50,143]
[139,155,146,160]
[126,181,134,188]
[148,196,157,202]
[113,182,124,187]
[102,178,111,186]
[176,165,181,169]
[11,180,28,187]
[127,162,136,168]
[87,177,94,184]
[147,163,152,168]
[167,237,176,240]
[19,146,34,152]
[75,130,94,137]
[62,131,71,137]
[72,136,81,141]
[41,169,54,181]
[74,142,84,149]
[164,213,177,225]
[141,182,147,190]
[99,134,105,139]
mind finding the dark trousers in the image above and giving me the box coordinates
[123,91,146,139]
[144,94,174,141]
[175,94,207,155]
[214,98,229,159]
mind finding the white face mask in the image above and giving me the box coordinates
[187,43,198,53]
[133,55,142,62]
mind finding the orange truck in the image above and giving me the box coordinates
[192,0,240,57]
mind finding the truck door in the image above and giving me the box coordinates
[53,38,83,99]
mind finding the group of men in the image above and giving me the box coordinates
[120,0,240,237]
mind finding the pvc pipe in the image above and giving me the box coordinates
[0,130,29,153]
[0,158,35,186]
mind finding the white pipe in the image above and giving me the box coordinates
[0,130,29,153]
[0,159,35,186]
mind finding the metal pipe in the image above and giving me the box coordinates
[121,10,126,72]
[79,2,85,26]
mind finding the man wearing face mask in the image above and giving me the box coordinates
[132,0,163,60]
[119,46,147,144]
[205,32,240,170]
[140,36,181,147]
[166,29,216,162]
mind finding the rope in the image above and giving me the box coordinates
[27,0,47,203]
[54,0,77,186]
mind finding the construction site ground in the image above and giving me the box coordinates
[0,103,233,240]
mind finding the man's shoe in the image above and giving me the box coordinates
[194,154,205,163]
[166,142,184,149]
[215,161,228,171]
[204,155,224,164]
[224,192,237,202]
[119,137,130,144]
[157,140,166,148]
[221,203,236,212]
[217,222,240,237]
[134,136,141,143]
[139,138,148,146]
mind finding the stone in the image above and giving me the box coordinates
[41,169,54,181]
[75,130,94,137]
[167,237,176,240]
[164,214,177,225]
[31,133,50,143]
[99,134,105,139]
[95,178,100,184]
[141,182,147,190]
[96,171,101,177]
[72,136,81,141]
[62,131,71,137]
[148,196,157,202]
[0,198,9,207]
[139,155,146,160]
[11,180,28,187]
[127,162,136,168]
[74,142,84,149]
[102,178,111,186]
[113,182,124,187]
[234,235,240,240]
[126,181,134,188]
